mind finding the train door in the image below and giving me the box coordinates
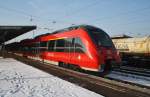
[46,40,56,60]
[70,37,86,68]
[39,41,47,60]
[33,42,40,58]
[64,38,74,63]
[36,42,40,58]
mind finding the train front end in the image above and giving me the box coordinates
[85,26,121,73]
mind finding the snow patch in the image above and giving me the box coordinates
[0,58,103,97]
[107,71,150,87]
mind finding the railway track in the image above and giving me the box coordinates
[2,53,150,97]
[106,71,150,89]
[105,65,150,89]
[113,66,150,77]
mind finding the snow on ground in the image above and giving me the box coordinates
[0,58,103,97]
[106,71,150,87]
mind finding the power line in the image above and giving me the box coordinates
[115,18,150,27]
[0,5,75,25]
[0,2,150,30]
[61,0,102,18]
[38,0,103,25]
[86,5,150,23]
[0,0,103,26]
[0,5,32,16]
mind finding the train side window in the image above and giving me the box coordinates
[40,41,47,51]
[31,43,35,54]
[70,38,75,52]
[40,41,47,47]
[55,39,65,52]
[28,45,32,52]
[64,38,73,52]
[74,38,85,53]
[48,40,56,51]
[32,42,39,54]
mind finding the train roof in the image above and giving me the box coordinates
[111,34,132,39]
[52,25,101,34]
[34,25,102,39]
[20,39,33,43]
[34,33,50,39]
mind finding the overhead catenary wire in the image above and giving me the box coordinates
[0,0,103,26]
[0,2,150,35]
[0,5,75,25]
[86,6,150,23]
[0,2,150,25]
[60,0,102,18]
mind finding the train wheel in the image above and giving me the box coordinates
[58,62,63,67]
[105,61,112,72]
[59,62,69,68]
[99,60,112,75]
[59,62,84,73]
[59,62,64,67]
[69,64,78,71]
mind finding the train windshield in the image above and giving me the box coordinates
[85,26,114,47]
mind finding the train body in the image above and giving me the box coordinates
[112,35,150,68]
[6,25,121,73]
[112,36,150,57]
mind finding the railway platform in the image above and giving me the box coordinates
[0,57,103,97]
[0,52,150,97]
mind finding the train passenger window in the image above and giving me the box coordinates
[33,42,40,54]
[48,40,55,51]
[30,43,35,54]
[40,41,47,51]
[40,41,47,47]
[24,46,27,52]
[64,38,73,52]
[74,38,86,53]
[32,42,38,47]
[55,39,65,52]
[31,42,39,53]
[28,45,32,52]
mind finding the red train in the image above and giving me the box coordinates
[7,25,121,73]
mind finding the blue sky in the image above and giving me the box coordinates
[0,0,150,43]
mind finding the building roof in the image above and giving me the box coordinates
[0,26,36,44]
